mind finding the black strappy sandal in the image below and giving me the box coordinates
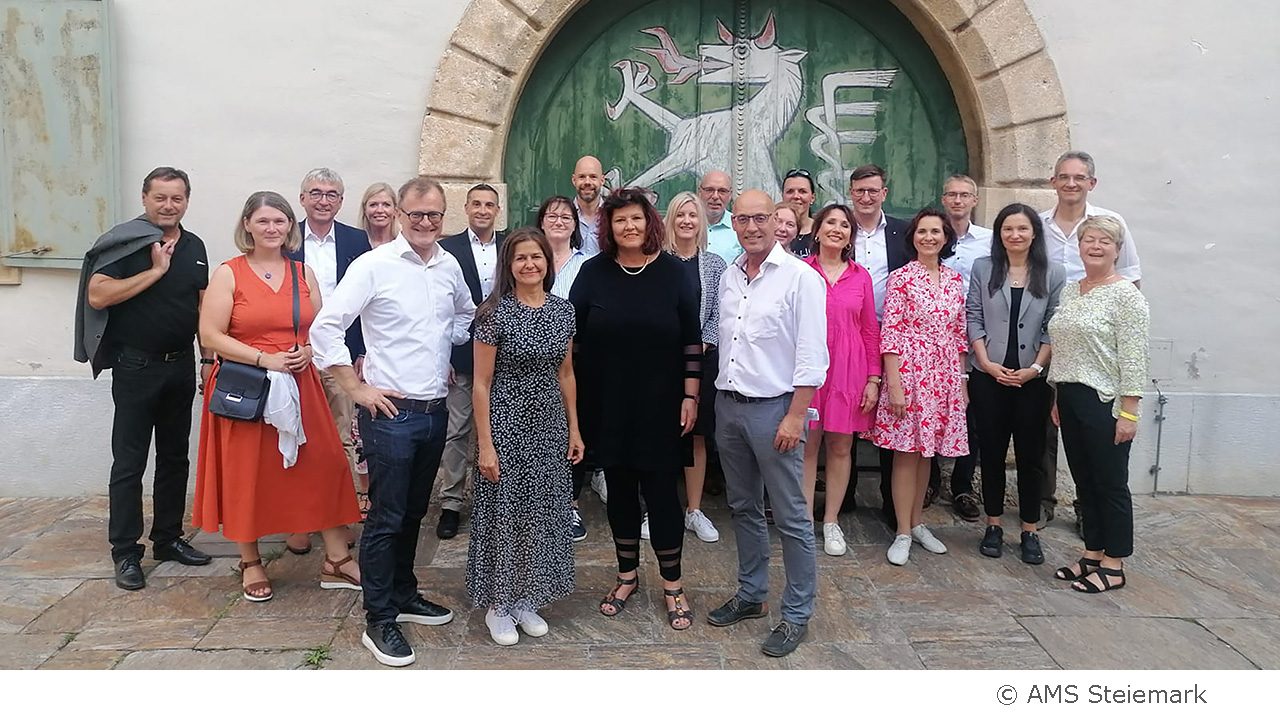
[600,575,638,617]
[664,588,693,630]
[1072,566,1126,593]
[1054,557,1101,581]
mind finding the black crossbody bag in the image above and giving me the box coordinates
[208,261,300,421]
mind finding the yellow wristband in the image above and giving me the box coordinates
[1118,410,1140,422]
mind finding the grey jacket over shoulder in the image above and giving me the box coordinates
[966,256,1065,371]
[73,216,165,377]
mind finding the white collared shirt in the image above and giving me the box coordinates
[573,198,601,256]
[311,235,476,401]
[302,220,338,299]
[468,227,499,298]
[717,242,829,398]
[853,212,891,320]
[943,222,993,290]
[1041,203,1142,282]
[706,211,741,264]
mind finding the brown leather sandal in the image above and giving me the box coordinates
[239,558,273,602]
[320,554,361,591]
[664,587,693,631]
[599,575,638,617]
[285,533,311,555]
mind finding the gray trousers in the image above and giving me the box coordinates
[436,372,475,513]
[716,392,817,625]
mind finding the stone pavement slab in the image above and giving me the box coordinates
[3,491,1280,670]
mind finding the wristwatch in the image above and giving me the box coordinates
[1030,362,1045,377]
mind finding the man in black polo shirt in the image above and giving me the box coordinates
[84,167,212,589]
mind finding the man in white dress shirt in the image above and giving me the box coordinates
[1040,151,1142,533]
[936,174,992,521]
[706,189,828,659]
[312,176,475,668]
[435,184,505,540]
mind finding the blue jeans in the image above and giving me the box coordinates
[358,405,448,625]
[715,392,817,624]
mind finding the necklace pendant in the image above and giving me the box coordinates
[264,271,273,279]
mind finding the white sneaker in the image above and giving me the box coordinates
[591,470,607,504]
[823,522,847,556]
[685,509,720,543]
[485,609,519,646]
[887,534,912,566]
[640,513,650,540]
[514,608,548,637]
[911,524,948,554]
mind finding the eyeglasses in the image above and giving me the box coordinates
[307,189,342,202]
[942,191,975,200]
[700,187,732,196]
[732,214,772,227]
[784,168,812,179]
[543,213,575,225]
[850,187,884,197]
[402,209,444,224]
[1054,174,1092,184]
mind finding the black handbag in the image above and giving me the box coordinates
[208,261,300,421]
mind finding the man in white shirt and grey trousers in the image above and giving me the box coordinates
[706,189,829,659]
[312,176,476,667]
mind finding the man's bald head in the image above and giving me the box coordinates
[572,156,604,206]
[699,170,732,222]
[732,189,777,258]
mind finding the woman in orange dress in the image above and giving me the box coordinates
[195,191,362,602]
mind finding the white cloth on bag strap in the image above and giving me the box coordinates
[263,370,305,468]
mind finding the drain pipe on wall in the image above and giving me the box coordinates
[1148,379,1169,493]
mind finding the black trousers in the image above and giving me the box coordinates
[108,348,196,562]
[603,466,683,581]
[970,372,1052,523]
[1056,383,1134,558]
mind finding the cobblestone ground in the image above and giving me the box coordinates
[1,485,1278,670]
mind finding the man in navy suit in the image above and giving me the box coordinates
[435,183,505,539]
[841,164,909,525]
[288,168,371,547]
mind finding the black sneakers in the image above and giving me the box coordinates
[362,622,415,667]
[1020,531,1045,565]
[396,594,455,626]
[979,525,1003,558]
[570,508,587,542]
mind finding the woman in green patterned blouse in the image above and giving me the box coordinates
[1047,215,1149,593]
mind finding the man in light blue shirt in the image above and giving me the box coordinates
[700,170,739,263]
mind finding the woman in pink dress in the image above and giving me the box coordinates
[801,204,880,557]
[871,208,970,566]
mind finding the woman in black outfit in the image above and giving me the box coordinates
[966,204,1064,564]
[569,187,702,631]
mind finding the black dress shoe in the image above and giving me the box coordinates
[1020,531,1045,565]
[980,525,1003,558]
[761,620,807,658]
[436,509,460,539]
[707,597,768,627]
[396,594,455,626]
[114,557,145,591]
[154,538,212,566]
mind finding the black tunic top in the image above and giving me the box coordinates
[569,252,701,471]
[1004,287,1025,368]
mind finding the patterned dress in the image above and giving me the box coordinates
[466,293,576,612]
[870,260,970,457]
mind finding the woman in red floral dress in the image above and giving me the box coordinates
[871,208,970,566]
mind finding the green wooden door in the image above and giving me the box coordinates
[504,0,967,221]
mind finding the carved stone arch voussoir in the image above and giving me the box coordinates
[419,0,1072,228]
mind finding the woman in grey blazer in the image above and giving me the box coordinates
[967,203,1064,564]
[664,191,728,544]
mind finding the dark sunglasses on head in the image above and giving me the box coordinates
[784,168,813,179]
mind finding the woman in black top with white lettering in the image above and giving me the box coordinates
[967,204,1064,564]
[570,187,702,631]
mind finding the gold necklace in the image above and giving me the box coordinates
[1081,273,1118,292]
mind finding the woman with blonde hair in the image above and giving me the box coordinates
[358,182,399,248]
[195,191,362,602]
[664,191,727,544]
[1049,215,1149,593]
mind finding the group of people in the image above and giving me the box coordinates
[74,148,1149,667]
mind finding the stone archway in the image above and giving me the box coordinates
[418,0,1069,230]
